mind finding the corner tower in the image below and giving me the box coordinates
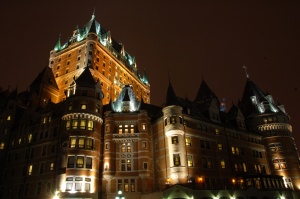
[240,78,300,190]
[162,81,188,184]
[58,67,103,198]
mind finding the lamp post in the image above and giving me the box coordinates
[115,190,125,199]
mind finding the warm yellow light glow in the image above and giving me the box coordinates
[232,179,236,183]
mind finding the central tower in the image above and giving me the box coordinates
[49,14,150,105]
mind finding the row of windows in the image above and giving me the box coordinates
[67,101,101,112]
[269,142,282,152]
[231,146,244,155]
[70,137,94,150]
[65,176,92,192]
[66,119,94,130]
[67,156,93,169]
[272,158,287,170]
[117,179,136,192]
[25,162,54,176]
[253,150,263,158]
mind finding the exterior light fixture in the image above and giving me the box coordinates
[115,190,125,199]
[53,190,60,199]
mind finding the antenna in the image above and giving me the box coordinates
[242,65,249,79]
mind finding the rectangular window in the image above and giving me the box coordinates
[86,138,93,149]
[119,125,123,134]
[49,163,54,171]
[80,120,86,130]
[218,143,223,150]
[170,116,176,124]
[28,165,33,175]
[202,157,213,169]
[172,136,178,144]
[78,137,85,148]
[72,120,78,129]
[70,137,76,148]
[220,159,226,168]
[187,155,193,167]
[273,158,287,170]
[0,142,4,149]
[173,154,180,166]
[87,121,93,130]
[85,178,91,191]
[67,156,75,168]
[77,156,84,168]
[142,124,146,130]
[186,137,191,146]
[86,157,92,169]
[269,143,282,152]
[66,177,73,191]
[200,140,210,149]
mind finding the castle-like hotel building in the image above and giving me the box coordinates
[0,14,299,199]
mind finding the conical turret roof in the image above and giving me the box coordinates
[165,81,180,106]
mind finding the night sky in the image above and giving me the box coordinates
[1,1,300,148]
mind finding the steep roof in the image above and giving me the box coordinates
[165,81,181,106]
[75,67,96,88]
[194,79,215,102]
[30,66,59,90]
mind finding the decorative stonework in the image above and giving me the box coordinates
[62,113,103,123]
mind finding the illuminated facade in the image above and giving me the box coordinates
[0,14,300,199]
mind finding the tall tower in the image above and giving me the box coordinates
[162,82,188,184]
[240,78,300,190]
[59,67,103,198]
[49,14,150,105]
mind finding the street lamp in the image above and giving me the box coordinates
[115,190,125,199]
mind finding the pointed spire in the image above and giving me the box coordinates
[165,79,180,106]
[89,17,97,34]
[54,34,61,51]
[242,65,250,79]
[194,79,214,102]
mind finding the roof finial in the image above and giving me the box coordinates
[92,7,96,19]
[242,65,249,79]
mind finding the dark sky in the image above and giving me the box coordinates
[1,1,300,147]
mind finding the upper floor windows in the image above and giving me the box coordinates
[67,155,92,169]
[200,140,210,149]
[69,137,94,150]
[273,158,287,170]
[66,119,94,131]
[185,137,191,146]
[173,154,181,166]
[118,124,135,134]
[172,136,179,144]
[269,143,282,152]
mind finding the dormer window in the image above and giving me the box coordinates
[81,103,87,110]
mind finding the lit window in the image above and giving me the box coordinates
[78,138,85,148]
[269,143,282,152]
[218,143,223,150]
[66,120,71,130]
[87,121,93,130]
[187,155,193,167]
[119,125,123,134]
[80,120,86,130]
[66,177,73,191]
[185,137,191,146]
[173,154,181,166]
[0,142,5,149]
[142,124,146,130]
[77,156,84,168]
[81,104,87,110]
[7,115,11,121]
[220,159,226,168]
[142,141,147,148]
[49,163,54,171]
[28,165,33,175]
[72,120,78,129]
[69,137,76,148]
[273,158,287,170]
